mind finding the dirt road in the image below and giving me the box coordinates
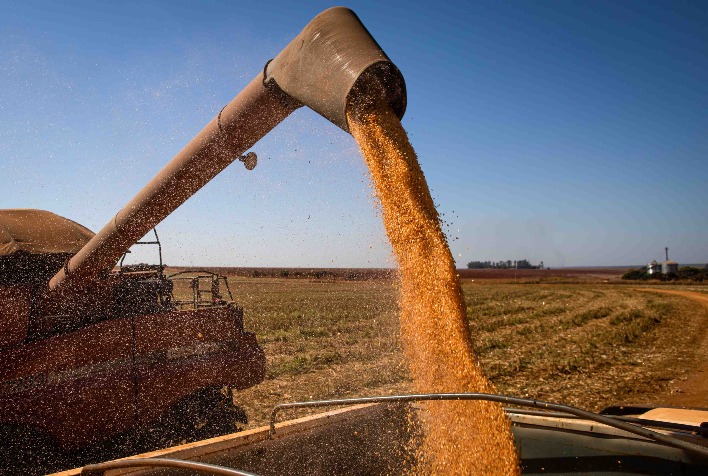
[637,288,708,408]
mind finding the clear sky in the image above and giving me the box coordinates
[1,0,706,268]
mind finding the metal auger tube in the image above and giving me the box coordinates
[48,7,405,296]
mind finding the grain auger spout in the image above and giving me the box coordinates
[48,6,406,294]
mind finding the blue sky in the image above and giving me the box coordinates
[1,0,706,268]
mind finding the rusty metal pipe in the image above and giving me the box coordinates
[80,458,259,476]
[49,7,406,294]
[265,7,406,132]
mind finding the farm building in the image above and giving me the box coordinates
[647,248,679,275]
[662,260,679,275]
[647,260,661,275]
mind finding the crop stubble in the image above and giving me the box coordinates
[225,280,707,428]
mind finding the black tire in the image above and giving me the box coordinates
[132,386,248,452]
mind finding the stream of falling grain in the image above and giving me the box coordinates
[348,106,520,475]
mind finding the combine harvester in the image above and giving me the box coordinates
[1,6,706,475]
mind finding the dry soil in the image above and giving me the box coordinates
[637,289,708,408]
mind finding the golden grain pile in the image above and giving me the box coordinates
[348,106,520,475]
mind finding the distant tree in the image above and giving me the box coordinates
[679,266,706,282]
[622,268,649,280]
[467,258,541,270]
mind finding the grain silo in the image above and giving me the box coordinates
[647,260,661,275]
[662,247,679,275]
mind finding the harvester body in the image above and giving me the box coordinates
[0,210,264,449]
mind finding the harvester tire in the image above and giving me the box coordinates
[132,386,248,451]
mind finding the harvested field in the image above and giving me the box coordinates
[167,266,627,282]
[457,267,628,282]
[167,267,396,280]
[189,276,708,428]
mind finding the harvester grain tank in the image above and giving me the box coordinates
[0,6,405,471]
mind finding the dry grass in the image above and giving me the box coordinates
[230,277,410,426]
[183,276,707,428]
[463,284,706,410]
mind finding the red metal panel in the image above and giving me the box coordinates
[134,307,238,355]
[0,286,29,349]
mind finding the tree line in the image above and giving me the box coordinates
[622,265,708,282]
[467,259,545,270]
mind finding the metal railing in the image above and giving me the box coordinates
[168,270,235,310]
[268,393,708,458]
[80,457,259,476]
